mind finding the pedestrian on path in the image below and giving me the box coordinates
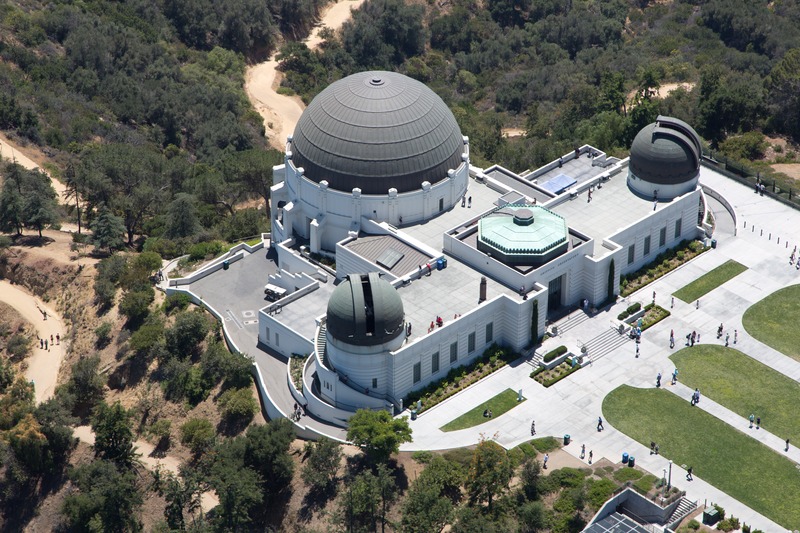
[696,299,700,309]
[543,453,549,469]
[636,344,640,358]
[757,416,761,429]
[652,290,656,304]
[725,332,730,346]
[734,330,738,344]
[749,414,755,428]
[40,338,44,349]
[786,439,790,452]
[671,296,674,309]
[588,450,593,464]
[672,368,678,385]
[669,330,674,349]
[696,332,701,344]
[686,466,693,481]
[56,333,60,345]
[656,372,661,388]
[45,339,48,350]
[690,331,696,347]
[581,444,586,459]
[530,420,536,436]
[597,417,604,431]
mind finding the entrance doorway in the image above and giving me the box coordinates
[547,275,563,316]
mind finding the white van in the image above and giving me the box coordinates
[264,283,287,301]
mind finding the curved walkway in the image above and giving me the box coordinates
[244,0,365,150]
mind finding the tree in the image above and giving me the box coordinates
[92,401,139,467]
[62,459,143,533]
[520,456,542,501]
[210,437,263,530]
[401,481,454,533]
[164,192,200,239]
[346,409,412,464]
[766,48,800,139]
[302,437,343,493]
[243,419,295,499]
[0,178,24,235]
[217,387,258,424]
[337,469,381,532]
[518,500,547,533]
[152,466,203,531]
[21,170,59,238]
[119,288,155,327]
[65,354,106,413]
[180,418,216,456]
[165,310,209,358]
[467,438,511,510]
[91,205,126,253]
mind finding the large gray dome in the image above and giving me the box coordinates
[326,273,405,347]
[291,71,464,194]
[629,116,701,185]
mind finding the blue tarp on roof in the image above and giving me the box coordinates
[539,173,576,195]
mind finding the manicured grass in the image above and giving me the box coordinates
[673,259,747,302]
[671,345,800,443]
[440,388,525,432]
[742,284,800,360]
[603,385,800,529]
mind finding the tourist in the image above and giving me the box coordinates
[597,416,604,431]
[749,413,755,428]
[686,466,693,481]
[580,444,585,459]
[588,450,593,464]
[530,420,536,436]
[656,372,661,388]
[734,329,738,344]
[786,439,790,452]
[543,453,549,469]
[671,368,678,385]
[725,332,730,346]
[756,416,761,429]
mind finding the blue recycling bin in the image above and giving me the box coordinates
[628,455,635,467]
[436,258,444,270]
[622,452,629,464]
[222,260,230,270]
[563,434,571,445]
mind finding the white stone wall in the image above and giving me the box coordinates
[258,309,314,357]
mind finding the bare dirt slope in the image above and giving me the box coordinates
[244,0,365,150]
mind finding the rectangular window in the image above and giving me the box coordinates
[450,342,458,363]
[644,236,651,256]
[485,322,494,343]
[628,244,635,265]
[372,378,377,389]
[413,362,421,384]
[468,332,476,353]
[275,333,279,347]
[265,327,270,342]
[431,352,440,374]
[659,227,666,247]
[674,218,682,239]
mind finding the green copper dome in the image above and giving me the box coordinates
[477,204,568,265]
[326,273,405,346]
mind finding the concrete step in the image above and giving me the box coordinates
[666,497,697,525]
[584,328,631,363]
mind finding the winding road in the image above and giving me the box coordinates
[244,0,365,150]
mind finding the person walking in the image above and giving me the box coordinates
[734,329,738,344]
[671,296,674,309]
[725,332,730,347]
[530,420,536,436]
[581,444,586,459]
[756,416,761,429]
[597,416,604,431]
[749,414,755,428]
[686,466,693,481]
[56,333,60,345]
[40,338,44,349]
[672,368,678,385]
[543,453,549,469]
[696,299,700,309]
[635,344,640,358]
[786,439,790,452]
[656,372,661,388]
[588,450,593,464]
[669,330,675,349]
[45,339,48,350]
[696,332,701,344]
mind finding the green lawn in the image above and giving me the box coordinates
[440,389,525,432]
[742,284,800,360]
[671,345,800,443]
[603,385,800,529]
[673,259,747,302]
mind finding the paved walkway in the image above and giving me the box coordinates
[400,170,800,532]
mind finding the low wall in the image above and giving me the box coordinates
[701,184,737,236]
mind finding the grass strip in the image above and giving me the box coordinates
[673,259,747,302]
[604,385,800,529]
[440,388,524,432]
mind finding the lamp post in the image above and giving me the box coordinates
[668,460,673,491]
[662,468,667,497]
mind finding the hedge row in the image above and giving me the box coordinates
[617,302,642,321]
[543,345,568,363]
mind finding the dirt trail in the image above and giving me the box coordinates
[0,280,66,404]
[0,132,67,199]
[74,426,219,511]
[244,0,365,150]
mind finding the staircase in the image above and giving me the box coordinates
[666,497,697,527]
[583,327,632,363]
[554,309,592,334]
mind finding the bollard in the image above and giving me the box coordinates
[769,233,771,240]
[761,229,763,236]
[743,221,747,228]
[778,237,780,244]
[752,225,755,232]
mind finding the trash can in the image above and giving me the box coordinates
[222,260,230,270]
[563,434,571,445]
[628,455,635,467]
[436,258,444,271]
[622,452,629,464]
[711,239,717,249]
[411,410,418,421]
[441,257,448,269]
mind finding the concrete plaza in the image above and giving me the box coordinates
[400,168,800,532]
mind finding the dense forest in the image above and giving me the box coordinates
[2,0,800,531]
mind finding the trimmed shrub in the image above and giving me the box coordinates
[218,387,258,423]
[180,418,215,455]
[188,241,225,262]
[163,292,191,314]
[7,334,31,359]
[543,345,568,363]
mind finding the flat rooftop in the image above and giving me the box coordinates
[547,162,662,256]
